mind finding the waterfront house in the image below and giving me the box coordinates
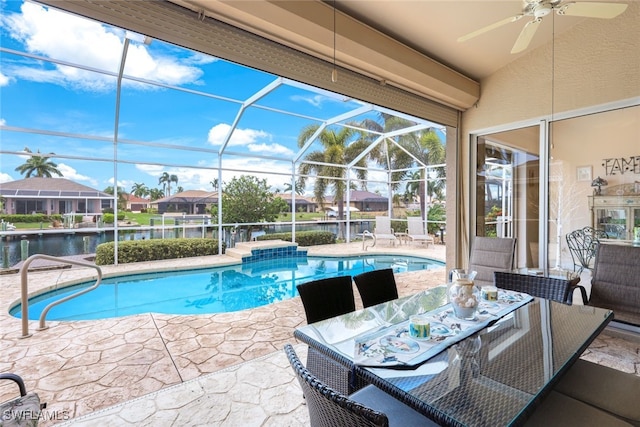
[0,177,113,215]
[151,190,218,215]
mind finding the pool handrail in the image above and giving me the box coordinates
[19,254,102,338]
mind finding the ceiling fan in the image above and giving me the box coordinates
[457,0,628,54]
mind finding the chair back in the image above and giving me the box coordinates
[493,271,583,304]
[566,226,607,273]
[284,344,388,427]
[406,217,425,236]
[590,243,640,325]
[374,216,393,234]
[353,269,398,308]
[297,276,355,324]
[468,236,516,287]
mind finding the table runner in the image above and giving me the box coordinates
[352,290,533,368]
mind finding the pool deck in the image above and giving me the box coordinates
[1,241,639,426]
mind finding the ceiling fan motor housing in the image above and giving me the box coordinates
[523,0,563,17]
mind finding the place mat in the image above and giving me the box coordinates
[353,290,533,368]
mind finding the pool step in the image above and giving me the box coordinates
[225,240,308,263]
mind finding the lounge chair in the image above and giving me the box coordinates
[372,216,398,247]
[405,217,434,247]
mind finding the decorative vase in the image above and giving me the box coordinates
[449,270,479,320]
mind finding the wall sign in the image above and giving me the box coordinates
[601,155,640,176]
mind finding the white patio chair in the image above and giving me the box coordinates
[373,216,397,246]
[406,217,434,247]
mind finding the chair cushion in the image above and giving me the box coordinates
[0,392,41,427]
[350,384,439,427]
[554,359,640,424]
[523,390,633,426]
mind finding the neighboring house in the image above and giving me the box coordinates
[324,190,389,213]
[0,177,113,215]
[123,194,151,212]
[151,190,218,214]
[275,193,317,213]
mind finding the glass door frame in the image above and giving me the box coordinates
[469,120,549,269]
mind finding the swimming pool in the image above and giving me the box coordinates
[11,254,444,321]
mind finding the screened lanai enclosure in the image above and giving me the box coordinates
[0,1,454,265]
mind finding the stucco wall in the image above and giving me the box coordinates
[463,1,640,132]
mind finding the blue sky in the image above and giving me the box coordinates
[0,1,441,196]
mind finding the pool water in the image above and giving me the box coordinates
[12,255,443,321]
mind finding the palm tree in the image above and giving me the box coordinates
[148,188,165,201]
[169,174,179,195]
[362,114,445,219]
[210,178,219,192]
[130,182,149,198]
[104,185,127,211]
[297,124,369,225]
[158,172,179,197]
[283,181,305,195]
[14,147,63,178]
[158,172,169,196]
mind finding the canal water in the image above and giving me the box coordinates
[1,221,374,267]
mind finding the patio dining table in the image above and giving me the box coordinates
[294,286,613,426]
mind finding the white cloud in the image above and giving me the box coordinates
[0,72,10,87]
[0,173,14,183]
[247,143,293,156]
[1,3,203,91]
[57,164,98,187]
[207,123,270,147]
[0,118,6,126]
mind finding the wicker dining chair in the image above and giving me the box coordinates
[494,271,587,304]
[296,275,357,395]
[468,236,517,287]
[353,268,399,308]
[285,344,438,427]
[296,275,356,324]
[588,243,640,326]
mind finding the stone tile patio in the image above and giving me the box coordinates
[1,241,638,426]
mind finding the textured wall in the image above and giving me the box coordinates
[462,1,640,133]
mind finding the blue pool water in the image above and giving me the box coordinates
[11,255,443,321]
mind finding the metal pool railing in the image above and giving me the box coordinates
[19,254,102,338]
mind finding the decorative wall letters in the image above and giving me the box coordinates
[601,155,640,175]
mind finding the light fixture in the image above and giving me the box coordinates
[331,0,337,83]
[591,176,608,195]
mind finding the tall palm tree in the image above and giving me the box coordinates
[158,172,169,196]
[169,174,179,195]
[297,124,369,224]
[158,172,179,197]
[362,114,445,219]
[14,147,63,178]
[210,178,219,192]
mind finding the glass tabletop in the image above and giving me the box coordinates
[295,287,613,426]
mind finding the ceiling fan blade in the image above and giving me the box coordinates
[511,18,541,54]
[457,14,524,42]
[556,2,628,19]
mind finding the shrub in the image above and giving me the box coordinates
[256,230,335,246]
[94,238,224,265]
